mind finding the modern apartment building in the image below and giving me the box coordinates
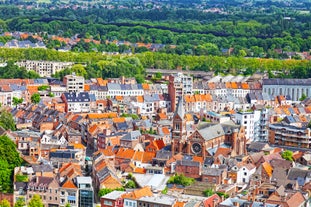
[17,60,74,77]
[168,73,193,112]
[76,177,94,207]
[268,124,311,148]
[63,74,85,93]
[233,111,261,141]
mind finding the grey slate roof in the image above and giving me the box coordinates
[121,130,141,141]
[263,78,311,86]
[174,97,184,120]
[201,167,223,176]
[63,92,90,102]
[198,124,225,141]
[176,160,200,167]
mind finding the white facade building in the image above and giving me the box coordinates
[17,60,74,77]
[64,74,85,93]
[233,111,261,141]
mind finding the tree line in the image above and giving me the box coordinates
[0,6,310,56]
[1,48,311,79]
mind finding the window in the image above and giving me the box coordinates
[104,200,113,206]
[244,172,247,176]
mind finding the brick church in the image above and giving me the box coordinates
[171,98,247,158]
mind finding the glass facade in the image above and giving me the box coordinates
[79,189,93,207]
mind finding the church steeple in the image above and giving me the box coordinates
[172,97,187,155]
[174,97,184,120]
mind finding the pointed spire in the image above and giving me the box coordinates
[174,97,184,119]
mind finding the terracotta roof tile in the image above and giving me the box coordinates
[89,125,98,134]
[137,96,144,103]
[112,117,126,123]
[192,156,204,164]
[122,186,153,199]
[142,83,149,90]
[241,82,249,89]
[154,140,165,150]
[62,179,77,189]
[214,147,231,158]
[158,113,167,120]
[133,167,146,174]
[161,127,170,135]
[88,113,118,119]
[262,162,273,177]
[116,148,135,159]
[84,84,90,91]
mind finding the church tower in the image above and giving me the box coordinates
[171,97,187,155]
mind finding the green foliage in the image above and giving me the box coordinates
[14,198,25,207]
[38,85,49,91]
[0,60,40,79]
[12,97,23,106]
[281,150,293,161]
[28,194,44,207]
[48,92,55,97]
[0,199,10,207]
[299,93,307,101]
[98,187,125,197]
[161,187,168,194]
[121,113,139,120]
[65,203,71,207]
[216,192,229,199]
[15,173,28,182]
[0,135,22,193]
[124,180,137,188]
[203,188,214,197]
[167,174,194,186]
[0,109,16,131]
[31,93,41,104]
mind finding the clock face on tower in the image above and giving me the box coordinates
[191,143,202,154]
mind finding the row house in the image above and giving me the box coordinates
[27,176,60,207]
[107,83,144,98]
[50,85,67,97]
[184,94,213,113]
[61,92,91,113]
[247,92,276,107]
[131,94,170,115]
[89,85,108,100]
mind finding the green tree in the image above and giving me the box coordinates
[12,97,23,106]
[300,93,307,101]
[0,109,16,131]
[0,199,10,207]
[14,198,25,207]
[28,194,44,207]
[216,192,229,199]
[167,174,194,186]
[281,150,293,161]
[31,93,41,104]
[203,188,214,197]
[65,203,71,207]
[0,135,22,193]
[98,187,125,197]
[48,92,55,97]
[38,85,49,91]
[71,64,87,77]
[125,180,136,188]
